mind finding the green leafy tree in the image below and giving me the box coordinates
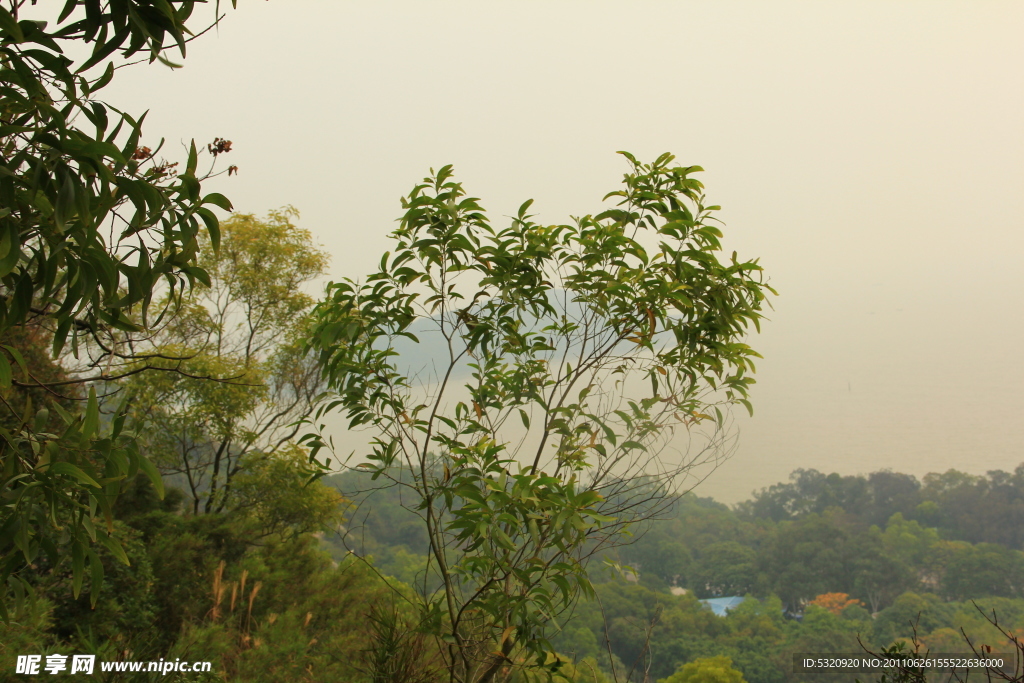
[690,541,757,598]
[167,540,398,683]
[761,512,854,611]
[849,526,916,613]
[784,606,866,683]
[308,152,774,682]
[658,656,746,683]
[737,470,869,523]
[880,514,941,568]
[229,443,345,538]
[871,592,955,648]
[714,597,787,683]
[126,208,330,517]
[0,0,237,616]
[918,468,1024,549]
[940,542,1024,601]
[619,521,693,586]
[864,471,921,528]
[508,653,611,683]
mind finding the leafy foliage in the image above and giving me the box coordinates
[0,443,368,682]
[125,207,330,516]
[0,0,237,616]
[658,656,746,683]
[8,455,1024,682]
[807,593,865,616]
[308,152,774,682]
[346,463,1024,682]
[738,467,1024,550]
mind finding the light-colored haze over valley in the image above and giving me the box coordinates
[99,1,1023,503]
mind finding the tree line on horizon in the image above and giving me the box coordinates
[325,464,1024,682]
[335,465,1024,607]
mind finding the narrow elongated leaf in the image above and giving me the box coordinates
[97,532,130,566]
[0,353,10,389]
[82,388,99,438]
[71,542,85,598]
[136,454,164,499]
[89,548,103,607]
[48,462,101,488]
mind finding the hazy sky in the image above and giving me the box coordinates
[100,1,1024,503]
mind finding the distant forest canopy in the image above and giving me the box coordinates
[325,464,1024,611]
[736,466,1024,547]
[324,465,1024,682]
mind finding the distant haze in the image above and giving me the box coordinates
[96,1,1023,503]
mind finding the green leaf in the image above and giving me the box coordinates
[196,207,221,251]
[186,140,198,175]
[97,532,130,566]
[493,526,516,551]
[137,454,165,499]
[89,548,104,607]
[0,353,10,389]
[0,6,25,42]
[71,542,85,598]
[202,192,233,211]
[91,62,115,92]
[156,53,183,69]
[54,174,76,231]
[77,26,131,72]
[82,387,100,438]
[48,462,101,488]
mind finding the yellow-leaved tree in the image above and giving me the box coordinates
[126,208,338,527]
[658,656,747,683]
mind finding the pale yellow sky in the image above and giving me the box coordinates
[98,1,1024,503]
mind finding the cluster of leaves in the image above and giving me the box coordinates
[0,0,238,617]
[658,656,746,683]
[807,592,864,616]
[0,469,379,683]
[308,153,774,682]
[124,208,330,517]
[0,0,235,351]
[0,197,351,683]
[0,384,160,618]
